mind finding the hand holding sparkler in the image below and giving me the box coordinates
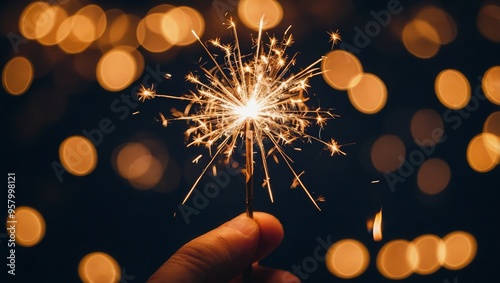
[147,212,300,283]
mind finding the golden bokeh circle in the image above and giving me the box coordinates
[238,0,283,30]
[377,239,418,280]
[417,158,451,195]
[2,56,34,96]
[411,234,443,275]
[9,206,46,247]
[59,135,98,176]
[347,73,387,114]
[325,239,369,279]
[441,231,477,270]
[482,66,500,105]
[467,133,500,172]
[371,135,406,173]
[435,69,471,109]
[78,252,121,283]
[322,50,363,91]
[97,48,137,91]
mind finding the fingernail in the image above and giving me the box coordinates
[226,216,257,237]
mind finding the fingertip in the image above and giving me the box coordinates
[252,212,285,260]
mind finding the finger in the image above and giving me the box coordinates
[252,212,284,261]
[148,212,284,283]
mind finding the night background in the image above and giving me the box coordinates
[1,0,499,282]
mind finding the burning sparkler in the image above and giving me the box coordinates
[139,19,344,215]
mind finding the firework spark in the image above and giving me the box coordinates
[139,19,342,210]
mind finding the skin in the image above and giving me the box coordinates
[148,212,301,283]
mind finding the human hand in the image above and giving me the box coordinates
[147,212,300,283]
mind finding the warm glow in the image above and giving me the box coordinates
[411,234,442,275]
[377,239,418,280]
[347,73,387,114]
[37,6,69,46]
[73,5,107,43]
[435,69,471,109]
[326,239,369,279]
[417,158,451,195]
[236,98,261,119]
[97,48,137,91]
[137,11,173,53]
[416,6,457,45]
[477,4,500,43]
[19,2,55,40]
[441,231,477,270]
[402,19,440,59]
[57,15,94,53]
[2,56,34,96]
[371,135,406,173]
[238,0,283,30]
[467,133,500,172]
[411,108,444,146]
[484,111,500,137]
[106,13,140,49]
[78,252,121,283]
[322,50,363,90]
[9,206,46,247]
[482,66,500,105]
[59,136,98,176]
[161,6,205,46]
[373,209,383,242]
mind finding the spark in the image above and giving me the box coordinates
[328,30,341,49]
[132,111,140,115]
[138,19,344,210]
[371,180,380,184]
[192,154,203,164]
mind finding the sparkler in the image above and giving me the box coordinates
[138,18,344,282]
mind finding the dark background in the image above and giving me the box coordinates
[1,0,499,282]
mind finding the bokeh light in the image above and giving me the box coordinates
[411,234,442,275]
[441,231,477,270]
[377,239,418,280]
[19,2,54,40]
[417,158,451,195]
[97,48,138,91]
[161,6,205,46]
[78,252,121,283]
[477,4,500,43]
[238,0,283,30]
[415,6,457,45]
[9,206,46,247]
[136,5,175,53]
[59,136,98,176]
[467,133,499,172]
[482,66,500,105]
[2,56,34,96]
[402,20,440,59]
[322,50,363,90]
[57,15,94,54]
[435,69,471,109]
[411,108,444,146]
[325,239,369,279]
[347,73,387,114]
[73,5,107,43]
[484,111,500,137]
[36,6,69,46]
[371,135,406,173]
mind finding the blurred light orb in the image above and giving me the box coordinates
[325,239,369,279]
[238,0,283,30]
[411,234,443,275]
[57,15,94,54]
[477,4,500,43]
[416,6,457,45]
[37,6,69,46]
[347,73,387,114]
[435,69,471,109]
[78,252,121,283]
[484,111,500,137]
[322,50,363,90]
[417,158,451,195]
[482,66,500,105]
[161,6,205,46]
[11,206,46,247]
[137,11,174,53]
[97,48,137,91]
[74,5,107,43]
[402,19,440,59]
[59,136,98,176]
[371,135,406,173]
[377,239,418,280]
[19,2,55,40]
[411,108,444,146]
[2,56,34,96]
[467,133,500,172]
[441,231,477,270]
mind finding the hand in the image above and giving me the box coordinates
[147,212,300,283]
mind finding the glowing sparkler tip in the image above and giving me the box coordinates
[137,84,156,102]
[328,30,342,48]
[327,139,346,156]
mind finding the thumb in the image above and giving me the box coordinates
[148,214,262,283]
